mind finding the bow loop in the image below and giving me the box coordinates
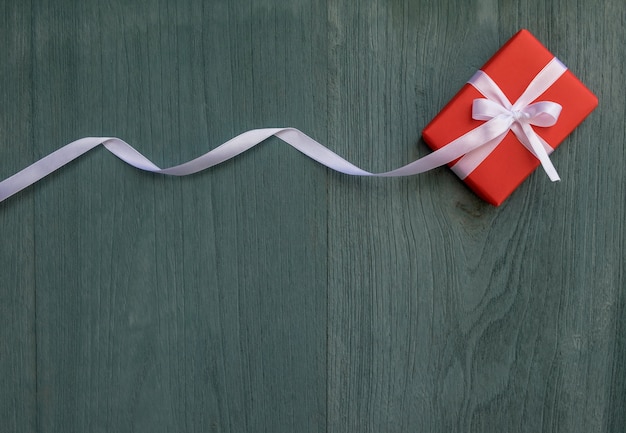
[472,99,512,121]
[472,98,562,127]
[519,101,562,127]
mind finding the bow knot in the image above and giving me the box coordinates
[511,110,526,122]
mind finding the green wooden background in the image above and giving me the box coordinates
[1,1,624,432]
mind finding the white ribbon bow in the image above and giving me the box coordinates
[451,57,567,181]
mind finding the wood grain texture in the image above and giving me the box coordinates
[0,2,37,433]
[0,0,624,432]
[29,0,327,431]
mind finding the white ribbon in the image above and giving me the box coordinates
[0,58,567,203]
[452,57,567,180]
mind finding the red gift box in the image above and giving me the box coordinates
[422,29,598,206]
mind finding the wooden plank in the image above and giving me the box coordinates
[1,0,624,432]
[0,2,37,432]
[326,1,625,432]
[30,0,327,431]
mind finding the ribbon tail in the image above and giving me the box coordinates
[375,116,515,177]
[0,138,109,202]
[516,123,560,181]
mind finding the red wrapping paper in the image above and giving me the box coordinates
[422,29,598,206]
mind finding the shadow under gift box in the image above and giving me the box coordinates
[422,29,598,206]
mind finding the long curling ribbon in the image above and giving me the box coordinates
[0,58,567,203]
[0,127,496,202]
